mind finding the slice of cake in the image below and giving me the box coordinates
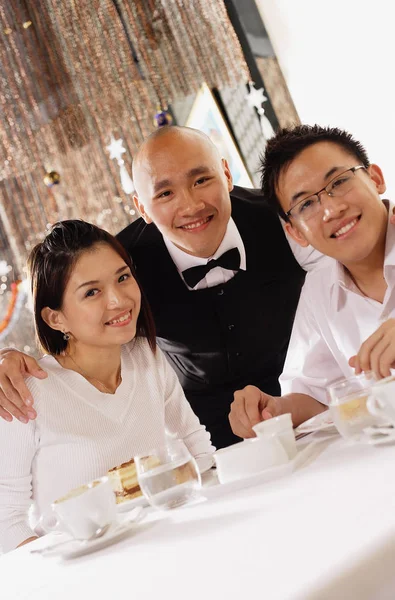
[107,458,142,504]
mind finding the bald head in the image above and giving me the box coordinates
[131,124,233,258]
[132,126,222,187]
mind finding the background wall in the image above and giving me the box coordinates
[255,0,395,197]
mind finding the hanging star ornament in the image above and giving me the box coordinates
[246,82,268,111]
[105,135,135,195]
[246,82,275,140]
[106,136,126,161]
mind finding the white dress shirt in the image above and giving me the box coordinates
[164,218,246,290]
[280,202,395,405]
[0,338,214,553]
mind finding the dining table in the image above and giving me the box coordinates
[2,430,395,600]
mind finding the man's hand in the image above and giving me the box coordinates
[0,350,47,423]
[229,385,282,439]
[349,207,395,376]
[349,319,395,379]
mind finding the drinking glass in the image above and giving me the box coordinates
[327,372,379,441]
[135,438,201,510]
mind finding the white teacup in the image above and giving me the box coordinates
[252,413,297,459]
[214,435,288,484]
[367,376,395,425]
[40,476,117,540]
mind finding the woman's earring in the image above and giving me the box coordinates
[63,332,71,341]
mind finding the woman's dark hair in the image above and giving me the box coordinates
[260,124,371,222]
[28,219,156,355]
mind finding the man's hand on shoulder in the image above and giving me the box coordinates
[0,349,47,423]
[229,385,282,439]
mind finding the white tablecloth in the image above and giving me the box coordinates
[2,433,395,600]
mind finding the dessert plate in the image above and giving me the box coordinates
[294,411,337,435]
[116,493,149,513]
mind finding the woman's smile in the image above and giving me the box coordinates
[105,309,133,327]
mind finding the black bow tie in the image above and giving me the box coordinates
[182,247,241,288]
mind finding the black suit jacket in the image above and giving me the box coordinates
[117,187,305,448]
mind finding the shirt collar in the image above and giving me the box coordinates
[331,200,394,310]
[163,217,246,276]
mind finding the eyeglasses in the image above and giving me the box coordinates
[286,166,366,223]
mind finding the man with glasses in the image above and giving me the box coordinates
[229,124,394,437]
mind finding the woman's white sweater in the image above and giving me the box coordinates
[0,338,214,552]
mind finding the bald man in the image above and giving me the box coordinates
[0,127,318,448]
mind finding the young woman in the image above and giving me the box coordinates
[0,220,214,553]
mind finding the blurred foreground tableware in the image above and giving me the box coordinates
[214,435,288,484]
[135,438,201,510]
[367,376,395,426]
[252,413,297,459]
[327,372,379,441]
[39,476,117,541]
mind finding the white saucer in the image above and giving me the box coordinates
[364,426,395,446]
[61,521,139,559]
[116,494,149,513]
[33,507,144,559]
[295,411,337,435]
[202,461,292,499]
[201,442,317,499]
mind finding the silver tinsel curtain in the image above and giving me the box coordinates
[0,0,250,274]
